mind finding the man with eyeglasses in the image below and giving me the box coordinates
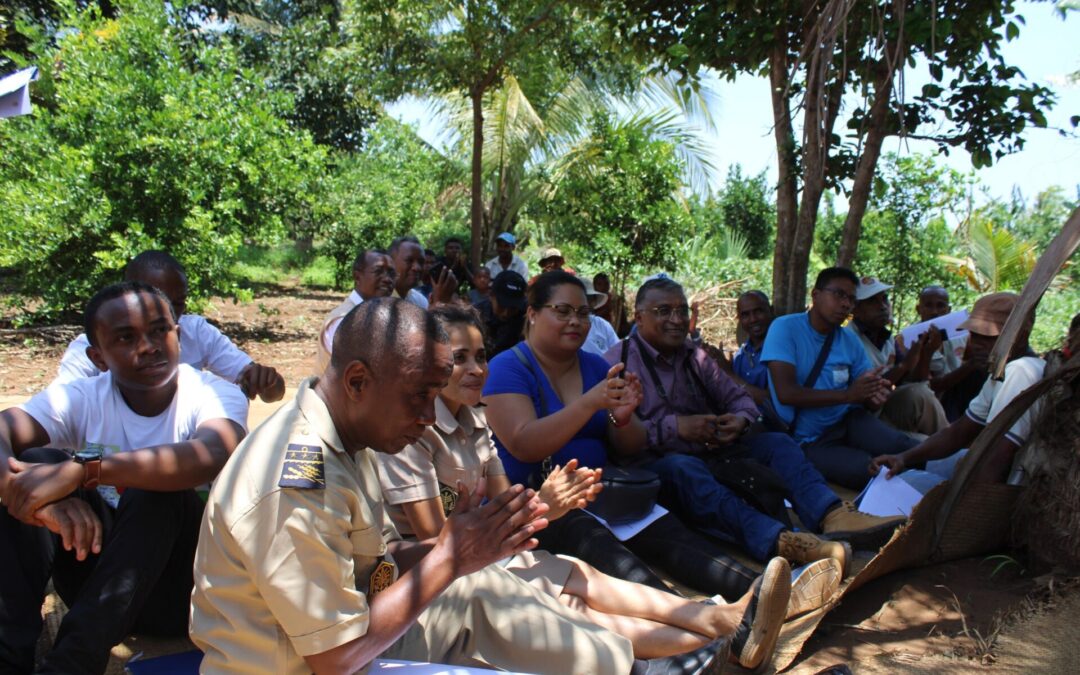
[605,277,905,580]
[316,249,396,372]
[762,267,919,490]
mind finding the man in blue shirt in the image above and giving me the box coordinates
[762,267,919,490]
[731,290,773,408]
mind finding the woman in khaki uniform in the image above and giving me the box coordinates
[376,305,792,665]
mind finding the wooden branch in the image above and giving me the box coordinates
[989,206,1080,380]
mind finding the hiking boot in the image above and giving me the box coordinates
[776,530,851,578]
[731,557,791,673]
[632,637,731,675]
[787,558,843,620]
[820,500,906,551]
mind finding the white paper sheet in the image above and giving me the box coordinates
[0,67,38,119]
[585,503,668,541]
[855,470,923,518]
[898,309,969,350]
[372,660,532,674]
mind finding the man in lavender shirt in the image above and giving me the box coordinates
[605,278,905,570]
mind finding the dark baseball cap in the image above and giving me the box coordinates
[492,271,527,312]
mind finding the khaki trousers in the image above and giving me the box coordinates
[382,564,634,675]
[881,382,949,436]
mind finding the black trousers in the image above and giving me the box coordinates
[0,449,204,675]
[534,510,756,600]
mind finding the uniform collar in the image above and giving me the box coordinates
[348,290,363,305]
[296,377,347,455]
[433,397,483,436]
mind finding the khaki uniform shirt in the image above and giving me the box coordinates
[316,292,362,374]
[376,399,505,538]
[191,378,400,674]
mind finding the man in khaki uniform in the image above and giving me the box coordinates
[191,298,635,675]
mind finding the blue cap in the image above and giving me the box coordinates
[495,232,516,245]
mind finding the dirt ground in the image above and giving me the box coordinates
[3,281,1076,673]
[0,280,340,396]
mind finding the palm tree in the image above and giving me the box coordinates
[431,71,718,259]
[940,217,1037,292]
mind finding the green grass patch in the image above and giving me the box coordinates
[300,255,339,289]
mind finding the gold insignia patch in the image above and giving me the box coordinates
[369,560,396,596]
[278,443,325,489]
[438,482,459,516]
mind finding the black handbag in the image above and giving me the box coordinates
[587,466,661,525]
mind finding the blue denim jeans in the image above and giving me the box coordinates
[647,432,841,562]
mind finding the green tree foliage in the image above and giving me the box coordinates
[359,0,640,266]
[614,0,1057,314]
[816,154,974,325]
[200,0,393,152]
[713,165,775,260]
[319,118,462,287]
[0,0,326,320]
[546,113,688,300]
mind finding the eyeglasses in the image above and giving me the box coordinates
[645,305,691,320]
[542,304,592,321]
[820,287,856,305]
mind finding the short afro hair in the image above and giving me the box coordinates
[330,297,448,375]
[83,281,177,347]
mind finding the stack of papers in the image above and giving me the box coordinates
[0,67,38,119]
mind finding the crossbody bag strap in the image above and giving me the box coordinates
[786,325,838,436]
[509,345,552,477]
[631,334,672,404]
[803,326,839,388]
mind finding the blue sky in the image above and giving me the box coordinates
[388,2,1079,207]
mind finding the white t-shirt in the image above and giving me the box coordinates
[583,315,620,356]
[484,255,529,279]
[21,364,249,506]
[323,291,363,353]
[965,355,1045,446]
[55,314,253,385]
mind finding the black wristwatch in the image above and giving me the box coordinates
[72,448,104,488]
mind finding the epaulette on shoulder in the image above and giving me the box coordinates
[278,443,326,489]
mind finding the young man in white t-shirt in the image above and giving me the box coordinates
[0,281,248,674]
[55,250,285,402]
[869,292,1044,485]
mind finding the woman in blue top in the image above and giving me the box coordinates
[483,271,761,602]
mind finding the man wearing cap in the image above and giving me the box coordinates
[581,279,620,356]
[850,277,948,436]
[870,292,1045,485]
[484,232,529,279]
[474,271,528,357]
[316,249,396,373]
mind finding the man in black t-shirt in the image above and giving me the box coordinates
[475,271,527,357]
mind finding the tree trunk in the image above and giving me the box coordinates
[838,1,906,268]
[778,0,850,314]
[470,88,485,269]
[769,41,801,316]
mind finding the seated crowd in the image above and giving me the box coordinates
[0,239,1069,675]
